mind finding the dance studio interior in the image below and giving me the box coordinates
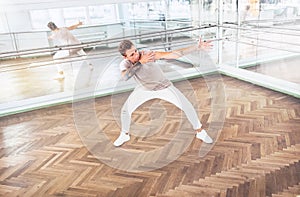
[0,0,300,196]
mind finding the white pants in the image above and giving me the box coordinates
[53,49,87,73]
[121,85,202,132]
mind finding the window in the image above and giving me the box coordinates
[89,4,118,24]
[63,7,86,26]
[30,10,50,30]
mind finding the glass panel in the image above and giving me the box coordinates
[242,22,300,84]
[0,33,16,52]
[219,0,300,86]
[130,1,166,20]
[29,10,50,30]
[240,1,300,84]
[89,4,118,24]
[0,13,8,33]
[15,32,50,51]
[63,7,86,26]
[49,9,64,26]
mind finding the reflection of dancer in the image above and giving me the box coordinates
[47,21,93,79]
[241,5,251,23]
[113,39,214,146]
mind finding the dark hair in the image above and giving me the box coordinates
[47,22,57,31]
[118,40,134,56]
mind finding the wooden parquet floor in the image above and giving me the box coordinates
[0,75,300,197]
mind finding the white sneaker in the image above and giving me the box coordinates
[113,132,130,147]
[196,129,213,144]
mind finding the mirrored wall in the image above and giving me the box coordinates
[219,0,300,97]
[0,0,299,116]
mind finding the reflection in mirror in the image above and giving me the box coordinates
[0,0,219,116]
[220,0,300,85]
[1,0,299,116]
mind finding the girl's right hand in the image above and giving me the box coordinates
[139,51,155,64]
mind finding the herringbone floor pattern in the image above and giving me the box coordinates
[0,75,299,197]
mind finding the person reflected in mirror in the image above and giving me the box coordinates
[113,38,214,147]
[47,21,93,80]
[241,5,251,24]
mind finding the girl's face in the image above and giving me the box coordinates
[124,46,140,63]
